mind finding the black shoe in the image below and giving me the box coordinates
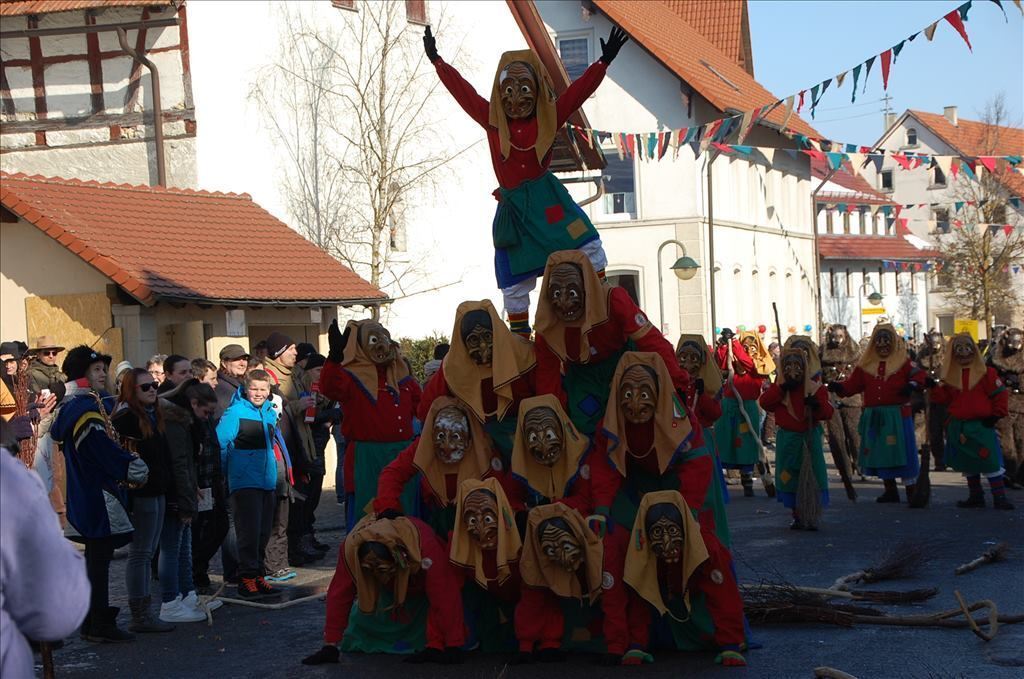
[237,578,263,599]
[993,496,1015,510]
[743,486,755,498]
[255,576,275,595]
[288,552,310,567]
[81,607,135,643]
[956,494,986,508]
[876,490,900,503]
[789,518,804,530]
[311,537,330,552]
[933,464,948,472]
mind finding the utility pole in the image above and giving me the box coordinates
[880,93,895,132]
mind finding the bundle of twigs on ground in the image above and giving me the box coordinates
[955,542,1009,576]
[831,539,934,590]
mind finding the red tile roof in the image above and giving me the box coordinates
[591,0,818,138]
[661,0,753,75]
[818,235,939,261]
[0,173,386,306]
[810,156,895,205]
[908,110,1024,197]
[0,0,172,16]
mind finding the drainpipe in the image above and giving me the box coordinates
[811,168,838,336]
[706,151,719,336]
[116,27,165,186]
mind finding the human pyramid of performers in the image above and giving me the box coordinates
[301,25,1019,667]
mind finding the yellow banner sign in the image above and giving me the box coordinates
[953,319,979,341]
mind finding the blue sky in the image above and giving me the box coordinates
[748,0,1023,145]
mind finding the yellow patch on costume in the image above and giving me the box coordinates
[739,423,749,434]
[886,435,897,445]
[780,470,792,484]
[566,218,588,239]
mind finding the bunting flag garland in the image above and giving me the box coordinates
[882,260,934,272]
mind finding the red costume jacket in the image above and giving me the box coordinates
[536,287,689,403]
[588,424,711,521]
[759,384,834,431]
[417,362,535,424]
[724,371,765,401]
[714,340,754,373]
[434,59,607,190]
[322,517,464,649]
[834,360,926,417]
[320,361,422,493]
[686,384,723,429]
[372,439,524,515]
[930,367,1009,420]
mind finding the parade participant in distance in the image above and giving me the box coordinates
[619,491,747,667]
[931,334,1013,510]
[676,335,731,546]
[713,329,762,497]
[51,345,149,642]
[424,26,628,336]
[512,504,603,664]
[820,325,863,477]
[989,327,1024,488]
[759,348,833,530]
[301,515,465,665]
[419,300,536,463]
[321,319,421,530]
[828,324,929,504]
[534,251,688,436]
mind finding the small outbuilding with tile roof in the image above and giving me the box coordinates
[0,172,386,365]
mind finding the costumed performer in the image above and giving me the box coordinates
[301,515,465,665]
[321,319,421,530]
[512,504,603,664]
[713,328,761,496]
[619,490,746,667]
[424,26,629,337]
[827,324,929,504]
[989,327,1023,488]
[534,250,688,435]
[676,335,731,546]
[419,300,536,464]
[510,394,591,513]
[821,324,863,477]
[450,477,523,651]
[931,334,1013,510]
[917,329,948,471]
[374,397,516,538]
[759,347,833,529]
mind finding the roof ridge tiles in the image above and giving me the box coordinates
[0,171,250,200]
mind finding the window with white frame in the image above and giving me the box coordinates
[600,151,637,219]
[932,163,946,187]
[933,208,949,233]
[557,36,591,81]
[906,128,918,147]
[880,170,894,191]
[605,269,641,306]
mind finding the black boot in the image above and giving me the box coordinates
[993,495,1015,510]
[82,607,135,643]
[129,596,174,633]
[741,473,755,497]
[876,479,900,503]
[904,484,917,505]
[300,535,325,561]
[956,493,986,508]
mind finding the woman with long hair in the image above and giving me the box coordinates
[112,368,175,633]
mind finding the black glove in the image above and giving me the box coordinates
[899,384,913,397]
[981,416,999,428]
[924,376,938,389]
[781,380,800,392]
[301,645,339,665]
[9,415,33,442]
[377,508,403,521]
[804,395,820,410]
[327,319,346,363]
[695,378,705,395]
[423,26,439,63]
[599,26,628,65]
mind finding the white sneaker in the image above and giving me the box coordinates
[183,590,222,613]
[159,595,206,623]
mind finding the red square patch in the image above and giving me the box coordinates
[545,204,565,224]
[979,447,989,459]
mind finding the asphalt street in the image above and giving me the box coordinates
[44,467,1024,679]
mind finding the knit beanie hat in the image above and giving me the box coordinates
[304,354,326,371]
[296,342,317,364]
[62,345,112,381]
[265,332,294,360]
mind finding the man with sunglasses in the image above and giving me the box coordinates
[27,335,67,397]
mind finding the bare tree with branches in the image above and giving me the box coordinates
[249,3,471,303]
[936,94,1024,328]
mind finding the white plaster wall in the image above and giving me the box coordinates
[820,264,928,341]
[0,220,112,341]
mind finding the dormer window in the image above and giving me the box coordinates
[906,128,918,147]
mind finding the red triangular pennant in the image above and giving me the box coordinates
[979,156,997,173]
[880,49,893,90]
[944,9,973,51]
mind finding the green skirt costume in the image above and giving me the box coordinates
[339,590,429,654]
[493,171,600,285]
[946,418,1004,475]
[715,398,760,468]
[775,426,830,510]
[350,439,417,528]
[564,342,633,436]
[858,405,919,479]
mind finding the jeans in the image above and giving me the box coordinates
[126,495,165,599]
[230,489,274,579]
[84,536,118,621]
[191,494,229,585]
[159,513,195,603]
